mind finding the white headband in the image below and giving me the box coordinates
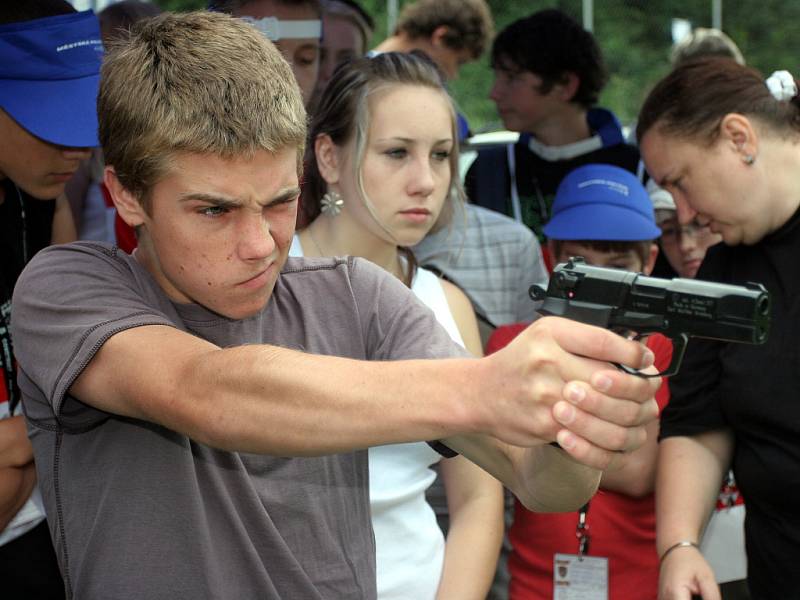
[240,16,321,41]
[766,70,798,102]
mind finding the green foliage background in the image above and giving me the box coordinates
[154,0,800,133]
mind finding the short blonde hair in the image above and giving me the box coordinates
[98,11,307,209]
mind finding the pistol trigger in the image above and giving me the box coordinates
[658,333,689,378]
[613,362,646,377]
[611,327,637,340]
[612,333,687,378]
[611,358,663,379]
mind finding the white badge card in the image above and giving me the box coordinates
[553,553,608,600]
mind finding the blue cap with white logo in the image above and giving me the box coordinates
[543,164,661,241]
[0,10,103,148]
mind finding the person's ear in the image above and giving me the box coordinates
[556,72,580,102]
[430,25,451,49]
[104,166,146,228]
[314,133,342,186]
[643,242,659,276]
[720,113,759,163]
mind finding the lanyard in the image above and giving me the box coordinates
[576,502,590,557]
[16,184,29,264]
[1,184,27,414]
[507,143,522,223]
[507,144,549,227]
[0,306,18,414]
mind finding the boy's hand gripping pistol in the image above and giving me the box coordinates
[529,257,771,377]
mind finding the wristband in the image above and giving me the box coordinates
[659,540,700,564]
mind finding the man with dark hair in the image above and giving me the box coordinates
[373,0,492,81]
[0,1,100,596]
[466,9,641,252]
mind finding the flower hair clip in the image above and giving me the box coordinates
[766,70,798,102]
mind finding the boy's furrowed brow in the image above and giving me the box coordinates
[178,187,300,208]
[267,187,302,206]
[178,192,240,208]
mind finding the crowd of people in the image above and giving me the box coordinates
[1,1,797,599]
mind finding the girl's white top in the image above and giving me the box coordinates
[290,235,464,599]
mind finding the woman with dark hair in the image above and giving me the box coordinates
[294,52,503,599]
[637,57,800,600]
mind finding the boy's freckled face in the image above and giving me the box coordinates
[133,148,301,320]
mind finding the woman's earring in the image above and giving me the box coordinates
[320,190,344,217]
[743,154,756,166]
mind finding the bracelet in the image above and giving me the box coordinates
[659,540,700,564]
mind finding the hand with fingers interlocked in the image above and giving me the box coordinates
[445,316,661,512]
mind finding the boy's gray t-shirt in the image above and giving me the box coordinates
[11,242,466,600]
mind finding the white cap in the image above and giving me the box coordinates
[646,178,676,211]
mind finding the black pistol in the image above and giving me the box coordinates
[529,257,770,377]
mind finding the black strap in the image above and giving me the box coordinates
[0,185,25,414]
[427,440,459,458]
[576,502,591,556]
[0,303,18,414]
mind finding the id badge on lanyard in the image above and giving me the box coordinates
[552,503,608,600]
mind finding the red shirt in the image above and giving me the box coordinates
[486,324,672,600]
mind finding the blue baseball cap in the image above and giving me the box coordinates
[0,11,102,148]
[543,164,661,241]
